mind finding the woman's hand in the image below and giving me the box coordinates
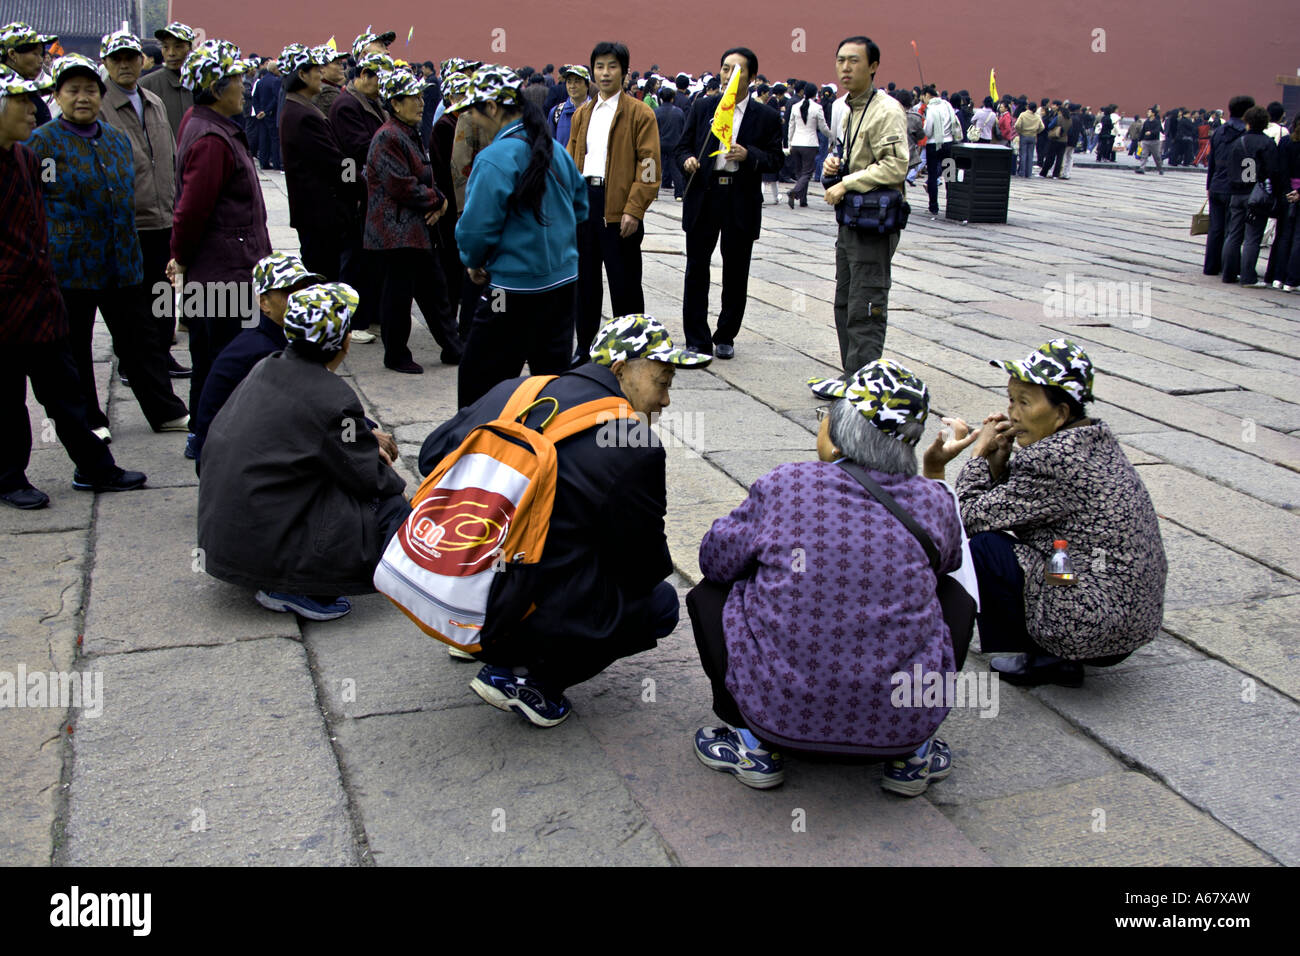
[466,267,489,285]
[424,196,448,226]
[971,413,1014,481]
[921,417,980,480]
[165,259,183,284]
[373,429,398,465]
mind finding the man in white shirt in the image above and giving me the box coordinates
[920,86,958,217]
[566,41,662,358]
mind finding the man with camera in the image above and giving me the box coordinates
[813,36,909,392]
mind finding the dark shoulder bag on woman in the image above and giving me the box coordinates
[838,461,975,668]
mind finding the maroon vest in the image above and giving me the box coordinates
[175,106,272,286]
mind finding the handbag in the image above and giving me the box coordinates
[835,187,910,234]
[837,462,976,669]
[1190,199,1209,236]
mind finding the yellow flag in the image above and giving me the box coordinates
[707,68,742,157]
[326,36,337,51]
[989,68,998,102]
[407,26,415,46]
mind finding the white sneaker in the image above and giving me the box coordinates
[1273,281,1284,289]
[1285,286,1298,293]
[447,645,478,661]
[158,415,190,432]
[349,330,376,343]
[91,426,111,443]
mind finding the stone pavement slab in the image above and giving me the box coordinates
[1124,432,1300,510]
[1161,596,1300,701]
[63,638,356,866]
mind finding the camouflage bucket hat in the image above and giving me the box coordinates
[356,52,394,76]
[441,57,483,77]
[378,68,426,102]
[155,22,198,45]
[589,315,713,368]
[278,43,316,77]
[283,283,359,352]
[813,359,930,443]
[352,31,396,59]
[100,29,143,59]
[560,64,591,82]
[441,71,473,103]
[453,64,523,113]
[51,54,103,89]
[992,338,1095,404]
[0,22,58,51]
[180,40,253,92]
[251,253,325,296]
[0,63,51,95]
[315,44,349,64]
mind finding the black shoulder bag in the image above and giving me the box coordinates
[838,461,975,669]
[826,90,910,234]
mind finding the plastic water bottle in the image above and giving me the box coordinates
[1045,540,1076,586]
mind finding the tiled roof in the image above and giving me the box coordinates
[0,0,137,37]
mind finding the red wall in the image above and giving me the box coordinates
[173,0,1299,113]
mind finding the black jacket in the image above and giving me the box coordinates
[198,348,406,594]
[1207,119,1247,195]
[654,102,685,152]
[278,92,348,231]
[674,94,783,239]
[418,365,672,642]
[191,313,287,460]
[1225,131,1284,202]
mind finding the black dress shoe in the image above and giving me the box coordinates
[989,653,1084,688]
[439,349,463,366]
[168,357,192,378]
[72,468,147,493]
[714,343,735,359]
[385,360,424,374]
[787,192,795,209]
[1,486,50,510]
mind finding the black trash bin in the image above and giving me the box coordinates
[945,143,1015,223]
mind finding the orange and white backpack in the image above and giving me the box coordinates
[374,375,636,653]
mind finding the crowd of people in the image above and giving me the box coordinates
[6,14,1240,795]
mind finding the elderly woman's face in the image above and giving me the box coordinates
[55,76,102,124]
[1006,378,1069,447]
[391,93,422,127]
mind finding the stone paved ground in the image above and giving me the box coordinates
[3,156,1296,866]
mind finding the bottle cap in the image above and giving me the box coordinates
[1053,539,1068,549]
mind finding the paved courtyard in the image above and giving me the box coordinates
[3,155,1297,866]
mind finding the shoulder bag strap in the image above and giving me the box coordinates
[836,460,941,572]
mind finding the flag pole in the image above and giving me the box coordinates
[910,40,925,87]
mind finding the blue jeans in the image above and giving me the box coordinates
[1018,138,1036,177]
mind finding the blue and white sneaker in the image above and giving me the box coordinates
[470,665,572,727]
[255,590,352,621]
[694,726,785,789]
[882,736,952,796]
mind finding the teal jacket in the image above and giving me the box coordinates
[28,119,143,290]
[456,119,588,292]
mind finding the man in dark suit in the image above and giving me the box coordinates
[675,47,782,358]
[654,89,686,199]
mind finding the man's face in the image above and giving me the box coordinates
[355,70,380,97]
[55,76,102,125]
[614,358,674,418]
[104,51,143,90]
[718,53,750,97]
[321,59,346,86]
[565,75,587,103]
[258,290,291,323]
[592,54,623,97]
[7,43,44,80]
[267,61,280,76]
[836,42,876,95]
[362,41,387,58]
[0,92,38,144]
[159,37,191,72]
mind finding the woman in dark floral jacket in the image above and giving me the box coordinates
[925,339,1167,688]
[364,68,463,374]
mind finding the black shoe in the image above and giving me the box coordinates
[1,486,49,510]
[119,374,131,387]
[989,653,1084,688]
[168,358,192,378]
[385,360,424,374]
[72,468,147,493]
[715,343,735,360]
[787,192,795,209]
[439,349,463,366]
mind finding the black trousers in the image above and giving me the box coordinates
[339,215,377,331]
[686,579,748,728]
[0,339,118,493]
[925,142,952,214]
[1203,193,1231,276]
[138,228,177,352]
[1039,140,1064,177]
[457,282,577,409]
[576,183,644,357]
[682,183,756,352]
[187,308,245,415]
[479,580,680,697]
[297,225,344,281]
[376,247,463,368]
[61,285,187,430]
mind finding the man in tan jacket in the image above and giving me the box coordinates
[566,41,661,357]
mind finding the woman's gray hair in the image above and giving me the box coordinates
[828,399,921,476]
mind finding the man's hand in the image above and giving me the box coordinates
[619,213,640,238]
[921,417,981,480]
[256,111,265,119]
[373,429,398,466]
[824,182,847,206]
[683,156,700,174]
[724,144,747,164]
[823,155,841,179]
[165,259,183,284]
[466,267,489,285]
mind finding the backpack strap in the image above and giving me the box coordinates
[499,375,558,423]
[543,397,635,443]
[837,460,941,573]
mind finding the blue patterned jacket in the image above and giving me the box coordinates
[28,119,143,290]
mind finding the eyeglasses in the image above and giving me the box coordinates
[814,405,829,423]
